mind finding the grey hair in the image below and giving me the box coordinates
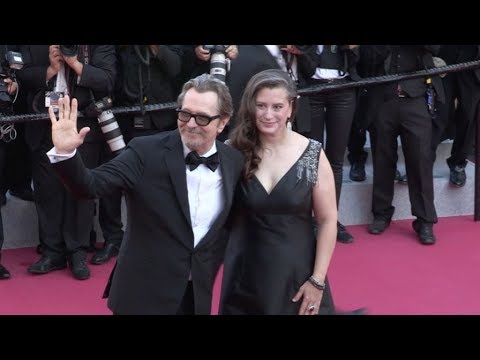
[177,73,233,118]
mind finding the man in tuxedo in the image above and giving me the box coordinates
[46,74,244,315]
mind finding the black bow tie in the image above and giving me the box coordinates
[185,151,220,172]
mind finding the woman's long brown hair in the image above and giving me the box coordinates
[229,69,298,179]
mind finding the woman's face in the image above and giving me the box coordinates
[254,87,292,136]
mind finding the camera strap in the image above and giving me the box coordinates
[54,64,68,95]
[281,51,298,83]
[83,46,98,114]
[83,45,90,65]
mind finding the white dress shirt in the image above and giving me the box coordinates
[312,45,349,80]
[183,143,224,248]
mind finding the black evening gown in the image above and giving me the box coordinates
[222,139,336,315]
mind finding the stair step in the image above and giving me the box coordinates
[339,139,474,225]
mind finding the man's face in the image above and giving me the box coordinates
[178,89,229,155]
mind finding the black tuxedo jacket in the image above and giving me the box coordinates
[52,130,244,314]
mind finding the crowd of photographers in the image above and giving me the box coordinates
[0,45,478,281]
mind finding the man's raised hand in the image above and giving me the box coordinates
[49,95,90,154]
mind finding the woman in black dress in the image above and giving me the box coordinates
[221,69,337,315]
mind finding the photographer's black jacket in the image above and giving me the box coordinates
[115,45,183,133]
[296,45,360,81]
[362,45,445,127]
[372,45,444,101]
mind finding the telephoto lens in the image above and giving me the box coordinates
[203,45,229,83]
[210,52,227,82]
[95,97,126,155]
[59,45,79,57]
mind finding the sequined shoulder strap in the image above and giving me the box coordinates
[296,139,322,186]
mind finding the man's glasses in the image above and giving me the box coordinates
[176,109,221,127]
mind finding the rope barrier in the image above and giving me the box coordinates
[2,60,480,124]
[2,58,480,220]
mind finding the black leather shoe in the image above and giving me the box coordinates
[0,193,6,207]
[9,188,34,202]
[412,220,436,245]
[397,174,408,185]
[36,244,43,254]
[0,263,11,279]
[349,162,366,182]
[91,243,119,265]
[368,217,391,235]
[449,166,466,187]
[337,222,354,243]
[69,252,90,280]
[88,230,97,253]
[28,256,67,274]
[395,169,402,181]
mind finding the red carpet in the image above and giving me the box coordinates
[327,215,480,315]
[1,215,480,315]
[0,249,113,315]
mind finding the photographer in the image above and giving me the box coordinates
[0,45,21,279]
[115,45,183,138]
[297,45,360,244]
[365,45,444,245]
[17,45,116,280]
[0,45,33,207]
[193,45,238,77]
[89,45,183,266]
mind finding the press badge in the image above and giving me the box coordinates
[45,91,64,109]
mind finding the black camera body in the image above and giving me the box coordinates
[203,45,230,83]
[60,45,79,57]
[203,45,229,54]
[0,51,23,115]
[85,97,126,155]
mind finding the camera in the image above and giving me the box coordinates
[0,51,23,115]
[86,97,126,155]
[59,45,79,57]
[203,45,230,83]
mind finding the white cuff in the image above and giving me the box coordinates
[47,147,77,163]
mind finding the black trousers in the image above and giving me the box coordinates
[371,97,437,223]
[347,87,371,165]
[347,123,368,165]
[308,86,357,206]
[97,142,124,249]
[30,138,101,259]
[0,140,4,248]
[447,72,480,167]
[176,281,195,315]
[4,123,32,193]
[0,210,3,250]
[431,75,455,161]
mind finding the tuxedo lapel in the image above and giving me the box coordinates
[218,142,235,210]
[165,130,191,227]
[195,141,236,250]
